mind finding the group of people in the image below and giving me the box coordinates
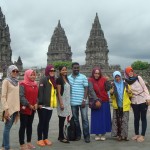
[0,62,150,150]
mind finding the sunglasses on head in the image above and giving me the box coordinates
[12,70,19,73]
[49,70,56,72]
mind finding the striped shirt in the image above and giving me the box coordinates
[68,73,88,106]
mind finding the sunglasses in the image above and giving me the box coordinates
[12,70,19,73]
[49,70,56,72]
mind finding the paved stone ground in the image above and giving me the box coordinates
[0,107,150,150]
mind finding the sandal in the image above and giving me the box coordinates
[122,137,129,141]
[117,136,122,141]
[27,143,36,149]
[43,139,52,146]
[20,144,30,150]
[137,136,145,142]
[60,139,70,143]
[132,135,140,140]
[37,140,45,147]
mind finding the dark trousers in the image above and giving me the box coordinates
[131,103,147,136]
[37,108,52,140]
[19,112,35,145]
[58,116,66,140]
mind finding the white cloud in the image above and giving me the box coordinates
[1,0,150,69]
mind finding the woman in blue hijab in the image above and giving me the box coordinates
[110,71,132,141]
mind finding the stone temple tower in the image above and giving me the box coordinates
[0,7,12,72]
[47,20,72,65]
[14,56,23,71]
[85,13,109,69]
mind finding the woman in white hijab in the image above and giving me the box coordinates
[1,65,20,150]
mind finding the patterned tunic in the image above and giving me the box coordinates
[57,82,71,117]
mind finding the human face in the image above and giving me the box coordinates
[115,75,121,82]
[29,71,36,81]
[72,64,79,75]
[94,70,100,79]
[49,68,55,77]
[60,67,67,76]
[128,70,134,77]
[11,69,19,78]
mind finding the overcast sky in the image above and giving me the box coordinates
[0,0,150,69]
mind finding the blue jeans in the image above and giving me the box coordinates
[2,112,16,150]
[71,105,90,139]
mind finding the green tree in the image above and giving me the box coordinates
[52,61,72,70]
[131,60,149,70]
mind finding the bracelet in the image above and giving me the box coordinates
[83,99,87,102]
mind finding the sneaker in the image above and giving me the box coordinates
[37,140,45,147]
[85,137,90,143]
[75,136,81,141]
[43,139,52,146]
[95,135,101,141]
[100,134,106,141]
[60,139,70,143]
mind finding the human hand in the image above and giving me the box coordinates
[38,105,42,109]
[4,109,10,120]
[60,103,64,110]
[33,104,38,110]
[110,88,114,94]
[29,104,34,110]
[81,100,86,108]
[22,106,26,110]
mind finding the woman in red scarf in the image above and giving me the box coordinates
[19,69,38,150]
[88,67,111,141]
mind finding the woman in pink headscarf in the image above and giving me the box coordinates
[19,69,38,150]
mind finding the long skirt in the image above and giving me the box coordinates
[111,109,129,138]
[91,101,111,134]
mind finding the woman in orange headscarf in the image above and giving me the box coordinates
[124,66,150,142]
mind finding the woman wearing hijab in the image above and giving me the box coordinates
[56,66,71,143]
[110,71,132,141]
[88,67,111,141]
[19,69,38,150]
[1,65,20,150]
[124,66,150,142]
[37,65,57,147]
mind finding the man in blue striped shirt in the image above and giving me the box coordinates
[68,62,90,143]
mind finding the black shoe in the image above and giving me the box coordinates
[85,138,90,143]
[75,137,81,141]
[60,138,70,143]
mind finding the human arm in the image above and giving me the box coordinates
[38,78,45,107]
[81,76,88,108]
[57,84,64,110]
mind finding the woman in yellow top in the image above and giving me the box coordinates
[37,65,57,147]
[110,71,132,141]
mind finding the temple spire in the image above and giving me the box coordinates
[0,8,12,72]
[85,13,109,69]
[57,20,61,28]
[47,20,72,64]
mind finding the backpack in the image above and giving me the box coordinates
[64,116,76,141]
